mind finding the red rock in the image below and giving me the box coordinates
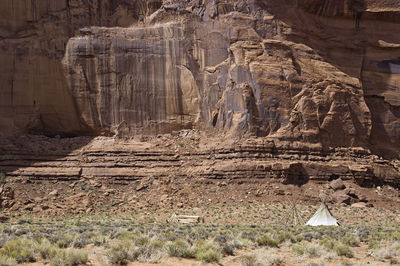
[330,178,346,191]
[345,188,359,198]
[332,190,351,205]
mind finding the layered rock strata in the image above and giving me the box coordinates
[0,0,399,191]
[0,134,398,188]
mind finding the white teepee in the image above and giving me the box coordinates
[305,204,340,226]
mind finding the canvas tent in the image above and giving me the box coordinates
[305,204,340,226]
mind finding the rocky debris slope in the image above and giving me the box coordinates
[0,133,398,214]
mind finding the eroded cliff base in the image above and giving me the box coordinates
[0,132,399,217]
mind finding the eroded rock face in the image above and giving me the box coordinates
[0,0,399,158]
[63,24,201,135]
[0,0,162,135]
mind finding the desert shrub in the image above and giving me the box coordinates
[221,241,238,256]
[276,231,295,243]
[72,236,92,248]
[214,234,243,256]
[56,234,74,248]
[300,230,323,242]
[14,228,29,236]
[115,231,135,241]
[0,255,17,266]
[256,235,279,248]
[334,244,354,258]
[239,254,258,266]
[0,238,36,263]
[320,236,335,250]
[368,240,380,249]
[38,239,59,259]
[240,230,258,242]
[134,236,149,246]
[292,242,307,255]
[49,249,88,266]
[165,239,194,258]
[341,234,360,247]
[194,241,221,263]
[136,242,164,263]
[373,242,400,261]
[196,249,221,263]
[108,242,132,265]
[0,236,10,249]
[268,255,285,266]
[305,244,321,258]
[292,242,321,258]
[91,234,108,247]
[149,240,165,249]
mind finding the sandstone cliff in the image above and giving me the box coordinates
[0,0,161,135]
[1,0,399,159]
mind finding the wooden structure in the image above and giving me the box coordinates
[166,214,205,224]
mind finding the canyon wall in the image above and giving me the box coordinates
[0,0,161,135]
[0,0,399,158]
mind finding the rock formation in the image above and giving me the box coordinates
[0,0,399,200]
[1,0,399,158]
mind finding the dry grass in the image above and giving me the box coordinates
[0,216,397,265]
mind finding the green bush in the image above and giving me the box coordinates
[194,241,221,263]
[334,244,354,258]
[165,239,194,258]
[368,240,380,250]
[108,242,131,265]
[56,234,74,248]
[320,236,335,250]
[292,242,306,255]
[0,255,17,266]
[341,234,360,247]
[50,249,88,266]
[134,236,149,247]
[255,235,279,248]
[0,238,36,263]
[196,249,221,263]
[38,239,59,259]
[291,242,321,258]
[276,231,295,243]
[91,234,108,247]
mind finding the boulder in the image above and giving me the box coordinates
[329,178,346,191]
[332,190,351,205]
[351,202,367,208]
[49,190,59,196]
[346,188,359,199]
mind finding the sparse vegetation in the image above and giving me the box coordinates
[50,249,88,266]
[0,215,396,265]
[0,238,36,263]
[194,241,221,263]
[256,235,279,247]
[165,239,194,258]
[0,254,17,266]
[292,242,323,258]
[334,244,354,258]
